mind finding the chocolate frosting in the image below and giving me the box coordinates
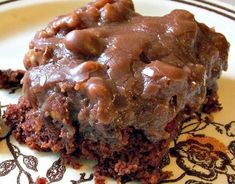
[22,0,229,143]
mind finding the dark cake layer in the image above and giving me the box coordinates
[4,96,184,183]
[4,0,229,183]
[0,69,24,89]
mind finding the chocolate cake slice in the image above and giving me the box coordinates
[4,0,229,183]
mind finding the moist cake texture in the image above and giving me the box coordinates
[0,69,25,90]
[4,0,229,183]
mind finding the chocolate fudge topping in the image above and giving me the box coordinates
[22,0,228,143]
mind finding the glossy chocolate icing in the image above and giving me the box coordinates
[22,0,229,143]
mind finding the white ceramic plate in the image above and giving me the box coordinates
[0,0,235,183]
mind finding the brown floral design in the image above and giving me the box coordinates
[225,121,235,137]
[0,134,93,184]
[170,138,233,181]
[185,180,212,184]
